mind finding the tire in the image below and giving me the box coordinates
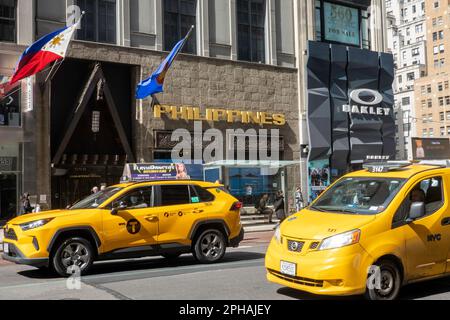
[51,237,95,277]
[193,229,227,264]
[161,252,182,260]
[365,259,402,300]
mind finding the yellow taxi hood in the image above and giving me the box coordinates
[281,208,376,240]
[7,210,72,225]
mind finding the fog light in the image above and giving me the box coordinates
[32,237,39,251]
[328,280,344,287]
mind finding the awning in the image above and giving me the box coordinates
[204,160,299,168]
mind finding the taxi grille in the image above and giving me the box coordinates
[268,269,324,287]
[4,227,17,241]
[287,240,304,253]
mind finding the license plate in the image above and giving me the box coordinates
[280,261,296,277]
[3,243,9,254]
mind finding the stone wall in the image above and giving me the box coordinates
[68,41,300,163]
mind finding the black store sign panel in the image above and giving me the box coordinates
[307,41,395,170]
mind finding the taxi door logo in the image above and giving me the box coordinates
[127,219,141,234]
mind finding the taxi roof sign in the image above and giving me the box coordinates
[363,161,412,173]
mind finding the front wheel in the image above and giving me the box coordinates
[51,237,95,277]
[193,229,227,264]
[365,260,402,300]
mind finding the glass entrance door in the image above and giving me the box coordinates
[0,173,17,222]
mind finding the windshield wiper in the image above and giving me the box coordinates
[310,207,327,212]
[311,207,360,214]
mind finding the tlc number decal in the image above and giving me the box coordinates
[126,219,141,234]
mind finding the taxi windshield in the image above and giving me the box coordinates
[310,177,406,215]
[70,187,123,210]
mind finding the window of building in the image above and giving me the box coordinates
[0,0,16,42]
[447,126,450,135]
[421,86,426,95]
[163,0,197,54]
[440,58,445,67]
[439,30,444,39]
[417,36,424,42]
[439,97,444,106]
[412,5,416,14]
[446,111,450,120]
[0,74,21,127]
[428,99,433,108]
[421,100,426,108]
[76,0,117,44]
[237,0,266,63]
[412,48,420,56]
[434,59,439,68]
[423,129,428,137]
[432,18,437,27]
[441,127,445,136]
[434,46,439,55]
[429,128,434,137]
[445,81,449,89]
[406,27,410,36]
[446,96,450,105]
[402,51,407,59]
[427,85,432,93]
[438,16,444,25]
[398,75,402,84]
[402,97,411,105]
[440,112,445,121]
[315,1,371,50]
[438,83,444,91]
[433,32,438,41]
[434,1,440,9]
[440,44,445,53]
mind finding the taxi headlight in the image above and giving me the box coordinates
[20,218,54,231]
[318,229,361,251]
[274,225,282,244]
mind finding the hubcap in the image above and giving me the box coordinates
[200,233,224,259]
[376,269,395,297]
[61,242,90,270]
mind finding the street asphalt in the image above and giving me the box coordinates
[1,231,450,300]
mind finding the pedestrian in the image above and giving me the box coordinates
[32,204,42,213]
[295,186,304,212]
[256,194,274,224]
[21,193,33,214]
[274,190,286,224]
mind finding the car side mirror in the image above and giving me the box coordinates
[407,202,426,223]
[111,202,127,215]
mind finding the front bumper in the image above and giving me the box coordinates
[229,228,245,248]
[265,238,372,296]
[2,243,49,268]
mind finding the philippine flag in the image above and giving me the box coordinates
[9,18,82,85]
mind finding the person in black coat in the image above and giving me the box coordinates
[274,191,286,223]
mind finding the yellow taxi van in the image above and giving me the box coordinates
[266,161,450,300]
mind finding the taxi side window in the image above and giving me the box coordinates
[160,185,191,206]
[392,177,444,227]
[190,185,215,203]
[115,187,153,209]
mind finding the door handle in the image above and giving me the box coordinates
[145,215,159,222]
[192,209,204,214]
[441,217,450,226]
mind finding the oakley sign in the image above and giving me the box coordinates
[342,89,391,116]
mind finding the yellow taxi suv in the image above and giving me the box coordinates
[2,180,244,277]
[266,161,450,300]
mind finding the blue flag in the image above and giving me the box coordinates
[136,27,194,100]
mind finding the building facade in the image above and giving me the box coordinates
[0,0,389,221]
[386,0,427,160]
[414,0,450,148]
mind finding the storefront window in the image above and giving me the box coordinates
[0,0,16,42]
[229,167,282,206]
[0,144,21,222]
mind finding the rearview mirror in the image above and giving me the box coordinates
[407,202,426,223]
[111,202,127,215]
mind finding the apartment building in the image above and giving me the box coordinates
[386,0,427,160]
[0,0,389,219]
[414,0,450,144]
